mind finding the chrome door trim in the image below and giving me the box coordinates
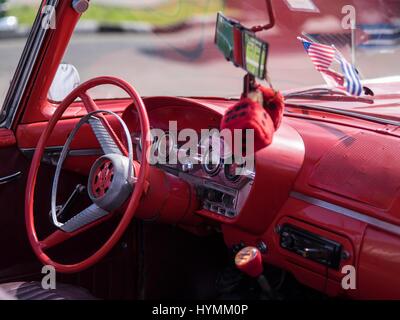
[0,171,22,185]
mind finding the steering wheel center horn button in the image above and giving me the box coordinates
[91,159,114,198]
[88,154,134,211]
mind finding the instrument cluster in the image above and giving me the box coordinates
[132,129,255,220]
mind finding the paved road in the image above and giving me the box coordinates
[1,27,399,107]
[8,0,168,9]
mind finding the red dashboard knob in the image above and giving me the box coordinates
[235,246,263,278]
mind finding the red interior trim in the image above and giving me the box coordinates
[0,129,16,147]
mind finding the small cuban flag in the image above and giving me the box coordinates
[334,50,363,96]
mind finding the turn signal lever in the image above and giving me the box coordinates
[235,246,276,299]
[50,184,86,223]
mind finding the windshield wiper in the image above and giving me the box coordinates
[284,88,374,104]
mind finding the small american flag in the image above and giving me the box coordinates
[298,37,336,71]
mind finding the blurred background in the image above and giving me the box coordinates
[0,0,399,105]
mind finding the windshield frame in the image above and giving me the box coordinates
[1,0,60,128]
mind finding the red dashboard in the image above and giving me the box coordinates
[16,95,400,299]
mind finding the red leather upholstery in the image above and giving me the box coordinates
[0,129,16,147]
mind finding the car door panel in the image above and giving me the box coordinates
[0,129,16,148]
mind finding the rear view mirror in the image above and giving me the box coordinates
[215,13,269,80]
[48,63,80,102]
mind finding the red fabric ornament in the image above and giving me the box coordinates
[257,85,284,131]
[220,85,284,155]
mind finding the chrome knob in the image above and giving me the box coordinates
[181,162,193,172]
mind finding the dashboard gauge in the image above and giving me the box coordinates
[224,161,245,183]
[202,147,222,176]
[201,134,225,176]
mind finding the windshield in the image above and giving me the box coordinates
[9,0,400,101]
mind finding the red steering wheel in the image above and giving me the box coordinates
[25,76,150,273]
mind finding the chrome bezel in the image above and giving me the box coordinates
[224,162,243,183]
[202,147,222,176]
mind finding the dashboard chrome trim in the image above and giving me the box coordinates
[291,191,400,237]
[0,171,22,185]
[20,146,103,159]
